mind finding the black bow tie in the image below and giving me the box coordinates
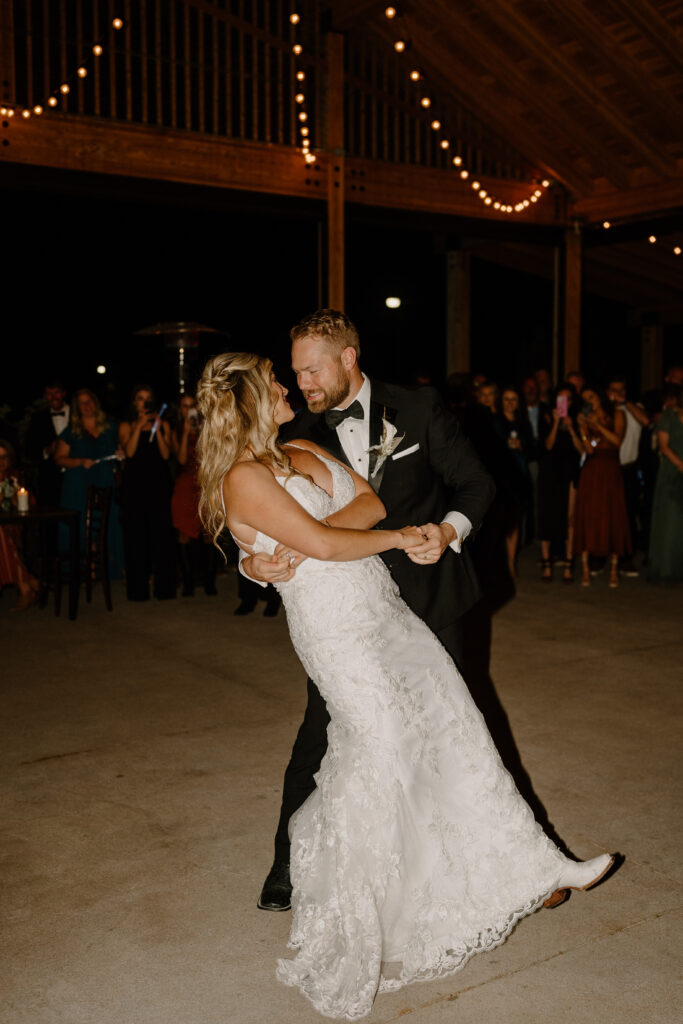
[51,410,65,417]
[324,400,364,430]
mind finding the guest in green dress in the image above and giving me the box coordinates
[647,385,683,582]
[55,389,125,578]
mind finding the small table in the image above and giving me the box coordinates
[0,506,80,620]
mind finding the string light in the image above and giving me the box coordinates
[290,13,315,164]
[380,5,553,215]
[603,220,611,229]
[3,16,125,120]
[675,247,682,255]
[649,235,657,243]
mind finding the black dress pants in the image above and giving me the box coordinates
[273,619,464,863]
[122,499,177,600]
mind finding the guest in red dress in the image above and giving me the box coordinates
[171,395,217,596]
[574,387,631,588]
[0,440,38,611]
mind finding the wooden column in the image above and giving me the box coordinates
[563,226,582,376]
[446,250,471,374]
[326,32,345,310]
[641,323,663,392]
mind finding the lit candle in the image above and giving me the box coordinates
[17,487,29,513]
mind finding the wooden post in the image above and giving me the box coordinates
[326,32,345,311]
[563,226,582,376]
[446,250,471,375]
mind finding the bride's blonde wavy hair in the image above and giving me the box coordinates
[196,352,294,547]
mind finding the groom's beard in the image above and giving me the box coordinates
[302,367,351,414]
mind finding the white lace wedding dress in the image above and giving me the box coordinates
[246,453,567,1019]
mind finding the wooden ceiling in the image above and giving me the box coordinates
[330,0,683,221]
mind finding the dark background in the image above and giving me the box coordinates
[1,166,659,424]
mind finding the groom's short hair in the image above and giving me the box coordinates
[290,309,361,359]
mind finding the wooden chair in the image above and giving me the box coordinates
[84,485,113,611]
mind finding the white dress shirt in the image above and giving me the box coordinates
[618,404,642,466]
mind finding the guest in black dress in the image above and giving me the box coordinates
[494,387,533,581]
[118,386,176,601]
[537,385,583,582]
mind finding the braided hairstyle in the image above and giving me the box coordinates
[196,352,294,547]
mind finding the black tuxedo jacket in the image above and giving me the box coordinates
[24,408,67,504]
[281,380,495,633]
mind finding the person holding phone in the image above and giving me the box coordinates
[536,384,583,582]
[118,385,177,601]
[574,386,631,588]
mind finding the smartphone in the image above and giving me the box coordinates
[188,409,199,426]
[556,394,569,419]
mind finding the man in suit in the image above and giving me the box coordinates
[24,380,70,505]
[242,310,495,911]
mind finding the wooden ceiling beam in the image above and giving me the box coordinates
[407,2,632,191]
[571,176,683,220]
[484,0,674,177]
[605,0,683,75]
[543,0,683,127]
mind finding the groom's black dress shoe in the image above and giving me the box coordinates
[257,860,292,911]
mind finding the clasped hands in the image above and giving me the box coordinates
[242,521,457,584]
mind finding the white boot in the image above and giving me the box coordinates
[545,853,615,909]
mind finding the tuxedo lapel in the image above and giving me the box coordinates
[368,390,398,495]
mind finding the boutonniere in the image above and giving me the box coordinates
[366,410,405,478]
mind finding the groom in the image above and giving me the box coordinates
[242,309,495,911]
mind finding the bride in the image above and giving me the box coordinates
[197,352,616,1020]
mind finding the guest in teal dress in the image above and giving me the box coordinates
[647,385,683,582]
[55,389,125,578]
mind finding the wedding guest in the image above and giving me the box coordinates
[494,387,532,580]
[477,379,499,414]
[647,384,683,582]
[171,394,218,596]
[534,367,554,405]
[55,389,125,578]
[24,380,70,505]
[0,440,38,611]
[521,375,549,542]
[575,387,631,588]
[119,386,176,601]
[566,370,586,396]
[607,376,650,574]
[537,385,583,582]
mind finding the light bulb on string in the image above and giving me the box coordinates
[295,93,305,103]
[410,70,421,81]
[33,105,43,115]
[675,247,682,255]
[542,179,550,188]
[431,120,440,130]
[60,83,70,94]
[385,6,397,17]
[394,40,405,53]
[459,169,469,179]
[93,44,103,56]
[77,67,88,78]
[420,96,431,108]
[112,18,123,30]
[484,197,492,205]
[440,139,449,149]
[292,44,302,55]
[471,181,480,190]
[602,220,610,229]
[648,235,656,243]
[452,155,462,166]
[48,96,57,107]
[296,71,305,81]
[478,189,487,198]
[289,12,300,24]
[300,126,309,136]
[21,109,31,118]
[298,111,307,121]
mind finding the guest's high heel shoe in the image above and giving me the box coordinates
[544,853,616,909]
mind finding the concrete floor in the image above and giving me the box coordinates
[2,553,681,1024]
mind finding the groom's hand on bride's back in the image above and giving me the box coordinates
[243,550,299,583]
